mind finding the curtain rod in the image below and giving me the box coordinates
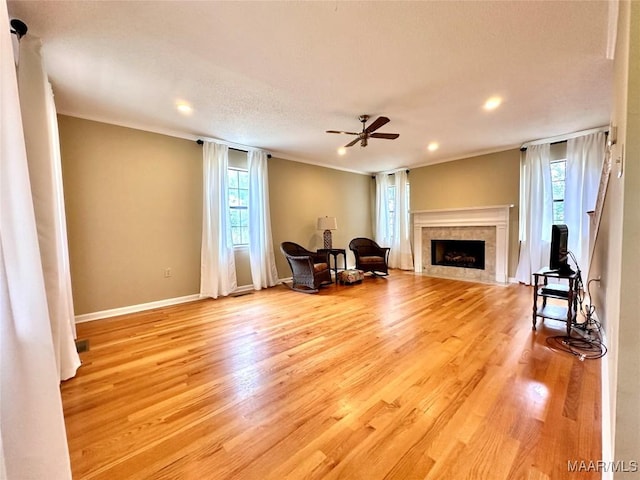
[196,139,271,158]
[520,139,566,151]
[371,169,410,179]
[520,126,608,151]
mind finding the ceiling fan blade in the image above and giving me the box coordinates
[344,137,361,148]
[326,130,359,135]
[365,116,390,134]
[370,133,400,140]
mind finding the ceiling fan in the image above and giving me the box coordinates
[326,115,399,148]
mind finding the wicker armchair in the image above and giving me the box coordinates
[349,237,390,276]
[280,242,333,293]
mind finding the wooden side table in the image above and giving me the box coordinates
[318,248,347,283]
[532,268,579,337]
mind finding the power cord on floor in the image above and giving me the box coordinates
[545,334,607,360]
[544,252,607,360]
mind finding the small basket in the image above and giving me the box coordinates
[338,269,364,285]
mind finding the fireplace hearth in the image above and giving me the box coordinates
[431,239,485,270]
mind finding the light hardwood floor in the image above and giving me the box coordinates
[63,272,601,479]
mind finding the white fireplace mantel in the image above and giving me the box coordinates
[412,205,512,283]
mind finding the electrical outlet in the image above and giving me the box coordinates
[164,268,172,278]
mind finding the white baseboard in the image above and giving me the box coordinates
[74,279,291,323]
[598,317,613,480]
[602,356,613,480]
[75,294,202,323]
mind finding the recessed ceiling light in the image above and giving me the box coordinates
[337,147,347,156]
[427,142,439,152]
[176,102,193,115]
[483,96,502,111]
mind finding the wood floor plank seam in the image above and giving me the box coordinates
[62,272,602,479]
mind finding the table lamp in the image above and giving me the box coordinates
[317,216,337,249]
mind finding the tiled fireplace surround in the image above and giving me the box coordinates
[412,206,511,284]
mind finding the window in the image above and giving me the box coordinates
[550,159,566,224]
[228,168,249,246]
[387,185,396,238]
[387,183,410,240]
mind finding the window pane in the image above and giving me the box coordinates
[239,208,248,226]
[238,188,249,206]
[231,227,242,245]
[229,190,239,206]
[229,208,240,226]
[240,227,249,245]
[239,170,249,189]
[550,161,565,182]
[552,181,565,201]
[553,201,564,223]
[228,170,239,188]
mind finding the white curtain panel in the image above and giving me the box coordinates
[17,35,80,381]
[565,132,605,277]
[248,149,278,289]
[515,143,554,285]
[374,172,391,246]
[1,0,73,475]
[389,170,414,270]
[200,141,237,298]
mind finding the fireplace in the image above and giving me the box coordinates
[412,205,512,283]
[431,239,485,270]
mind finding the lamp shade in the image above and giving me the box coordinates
[317,216,337,231]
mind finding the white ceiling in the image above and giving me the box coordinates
[7,0,614,174]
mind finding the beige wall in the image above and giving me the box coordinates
[409,149,521,277]
[616,0,640,464]
[268,157,372,276]
[589,0,640,468]
[58,116,372,314]
[59,115,203,315]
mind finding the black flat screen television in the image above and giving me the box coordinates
[549,224,573,274]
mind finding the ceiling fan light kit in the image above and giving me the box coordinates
[326,114,399,148]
